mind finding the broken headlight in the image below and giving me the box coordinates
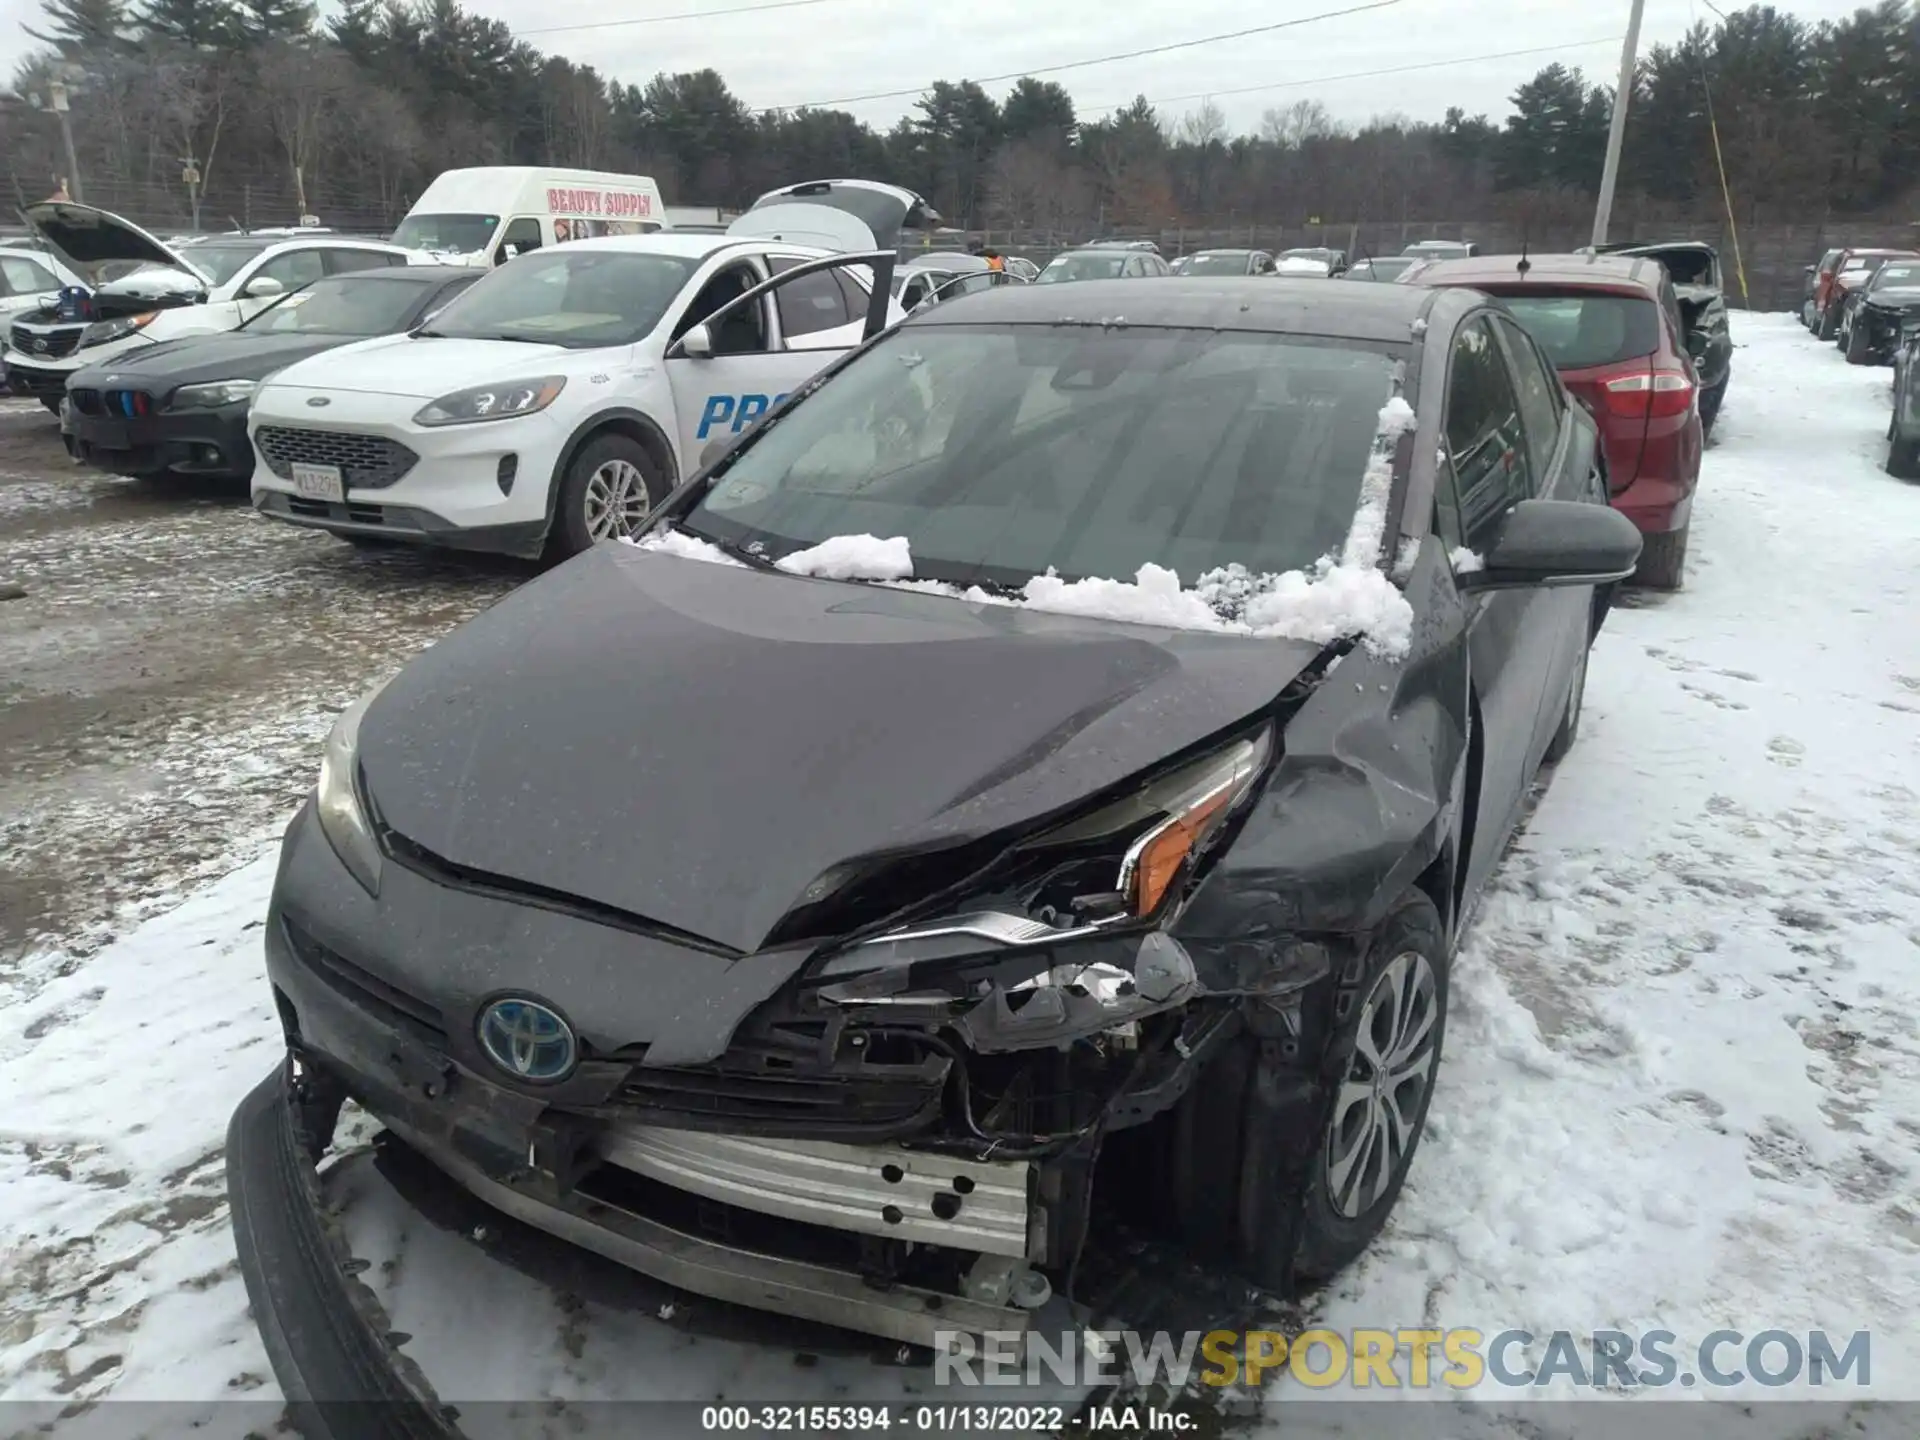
[314,676,391,896]
[811,727,1272,1015]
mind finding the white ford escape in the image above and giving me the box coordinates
[247,180,932,561]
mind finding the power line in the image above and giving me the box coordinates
[516,0,845,36]
[1092,34,1624,114]
[761,0,1402,111]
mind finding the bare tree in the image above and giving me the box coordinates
[1175,99,1227,148]
[987,136,1093,233]
[146,48,232,229]
[1260,98,1340,149]
[254,39,344,216]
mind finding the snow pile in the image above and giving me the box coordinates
[625,527,745,567]
[1450,546,1485,574]
[774,533,914,580]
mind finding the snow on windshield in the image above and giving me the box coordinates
[636,396,1421,658]
[626,528,745,566]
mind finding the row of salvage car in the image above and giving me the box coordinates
[165,199,1720,1435]
[1797,243,1920,479]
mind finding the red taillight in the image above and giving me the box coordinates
[1602,366,1694,419]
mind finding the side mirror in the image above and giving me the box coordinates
[243,275,285,299]
[1455,498,1643,592]
[677,322,714,360]
[1686,329,1709,360]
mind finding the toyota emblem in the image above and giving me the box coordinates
[30,338,48,354]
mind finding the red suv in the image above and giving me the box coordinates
[1404,253,1702,589]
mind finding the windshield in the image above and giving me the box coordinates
[391,213,501,253]
[1184,253,1251,274]
[1871,264,1920,289]
[243,275,440,335]
[1493,292,1660,370]
[1354,258,1413,281]
[679,325,1397,591]
[1038,253,1128,283]
[177,242,271,285]
[1282,249,1332,262]
[420,248,697,348]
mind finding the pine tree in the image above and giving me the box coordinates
[25,0,128,52]
[135,0,243,49]
[235,0,312,44]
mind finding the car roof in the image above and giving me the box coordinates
[331,264,472,281]
[1404,252,1662,296]
[1191,248,1254,257]
[899,275,1454,341]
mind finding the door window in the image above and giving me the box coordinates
[1444,316,1533,546]
[675,261,771,354]
[1491,315,1561,485]
[253,249,327,292]
[767,256,854,338]
[495,218,542,265]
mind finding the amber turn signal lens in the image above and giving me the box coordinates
[1130,787,1236,915]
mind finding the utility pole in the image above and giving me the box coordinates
[37,79,83,204]
[182,155,202,230]
[1591,0,1647,248]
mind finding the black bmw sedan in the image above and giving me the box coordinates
[227,278,1640,1433]
[63,265,478,483]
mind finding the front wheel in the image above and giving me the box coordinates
[1888,434,1920,480]
[39,396,62,415]
[1846,321,1873,365]
[1818,303,1842,341]
[548,433,667,561]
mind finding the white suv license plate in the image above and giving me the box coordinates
[291,462,345,502]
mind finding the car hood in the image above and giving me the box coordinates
[70,331,357,389]
[356,543,1324,955]
[23,202,199,286]
[261,333,572,399]
[1864,286,1920,308]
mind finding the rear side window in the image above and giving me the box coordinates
[1494,292,1660,370]
[1,256,57,294]
[768,256,854,337]
[324,248,405,275]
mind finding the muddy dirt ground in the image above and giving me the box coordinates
[0,397,529,991]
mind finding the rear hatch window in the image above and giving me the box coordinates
[1492,292,1660,369]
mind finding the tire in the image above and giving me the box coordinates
[1634,525,1689,590]
[1290,892,1451,1283]
[548,432,667,561]
[1544,639,1588,764]
[1698,377,1726,435]
[1818,303,1842,342]
[1888,435,1920,480]
[40,395,61,415]
[1846,321,1872,365]
[1159,891,1450,1291]
[339,533,400,549]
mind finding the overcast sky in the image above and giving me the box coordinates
[0,0,1880,135]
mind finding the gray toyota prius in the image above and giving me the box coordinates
[227,276,1640,1435]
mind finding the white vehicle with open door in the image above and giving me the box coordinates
[247,180,934,560]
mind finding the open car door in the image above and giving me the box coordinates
[664,249,900,470]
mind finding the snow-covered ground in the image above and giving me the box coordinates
[3,314,1917,1430]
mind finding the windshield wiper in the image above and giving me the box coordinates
[662,522,781,571]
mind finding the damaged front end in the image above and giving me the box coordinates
[233,709,1357,1403]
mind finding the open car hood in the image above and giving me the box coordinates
[356,543,1322,956]
[731,179,942,254]
[22,202,201,287]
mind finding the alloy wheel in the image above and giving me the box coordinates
[582,459,652,541]
[1325,949,1442,1218]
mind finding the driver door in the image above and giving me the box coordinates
[664,249,898,469]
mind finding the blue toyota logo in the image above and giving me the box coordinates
[476,997,577,1082]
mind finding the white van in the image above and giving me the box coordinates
[391,168,670,269]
